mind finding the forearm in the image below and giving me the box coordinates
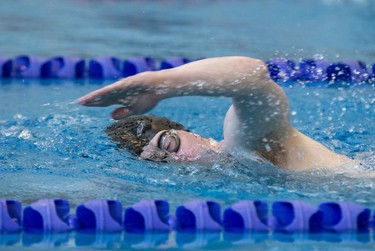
[150,56,272,100]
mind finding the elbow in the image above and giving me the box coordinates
[250,58,271,80]
[234,57,270,80]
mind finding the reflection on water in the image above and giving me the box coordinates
[0,231,374,250]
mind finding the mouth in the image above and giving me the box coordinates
[140,143,200,163]
[140,144,169,162]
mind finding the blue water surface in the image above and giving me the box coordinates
[0,0,374,250]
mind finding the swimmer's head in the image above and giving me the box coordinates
[105,114,187,156]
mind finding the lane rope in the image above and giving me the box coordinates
[0,55,374,85]
[0,199,373,234]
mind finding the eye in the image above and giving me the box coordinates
[158,129,180,153]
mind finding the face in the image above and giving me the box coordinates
[140,129,220,162]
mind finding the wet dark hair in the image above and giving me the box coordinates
[105,114,187,155]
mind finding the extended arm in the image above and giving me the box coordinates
[78,56,290,129]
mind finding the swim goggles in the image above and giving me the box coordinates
[158,129,180,153]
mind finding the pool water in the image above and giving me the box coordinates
[0,0,374,250]
[0,80,374,250]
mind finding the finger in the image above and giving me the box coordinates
[77,96,105,106]
[111,107,134,120]
[77,89,111,106]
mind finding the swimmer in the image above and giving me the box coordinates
[78,56,352,171]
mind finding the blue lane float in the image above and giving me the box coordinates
[326,61,369,83]
[0,57,10,78]
[269,201,317,233]
[266,58,298,82]
[311,202,371,232]
[22,199,74,233]
[88,56,122,79]
[174,200,222,232]
[298,59,332,82]
[267,58,372,84]
[160,56,190,70]
[342,61,368,83]
[223,200,268,232]
[76,199,123,233]
[41,56,85,79]
[268,58,373,84]
[326,62,353,83]
[0,200,22,233]
[124,199,170,233]
[4,55,46,78]
[123,57,156,77]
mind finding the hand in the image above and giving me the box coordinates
[77,74,162,120]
